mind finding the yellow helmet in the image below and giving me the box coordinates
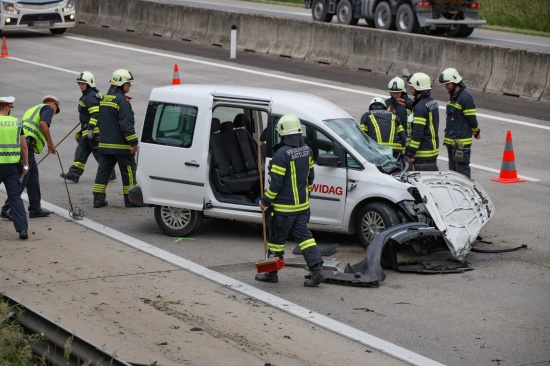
[76,71,96,87]
[276,114,302,136]
[408,72,432,91]
[439,67,463,84]
[111,69,135,86]
[387,77,406,92]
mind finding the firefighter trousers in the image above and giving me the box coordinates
[66,136,100,178]
[447,145,472,179]
[93,153,136,203]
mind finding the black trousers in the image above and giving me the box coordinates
[447,145,472,178]
[67,135,99,178]
[0,164,27,232]
[93,153,136,201]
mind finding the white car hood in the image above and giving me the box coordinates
[407,171,495,262]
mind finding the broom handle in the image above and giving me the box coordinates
[257,132,268,259]
[37,122,81,165]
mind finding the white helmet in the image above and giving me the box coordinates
[387,77,406,92]
[111,69,135,86]
[42,95,61,114]
[369,97,387,110]
[76,71,96,88]
[439,67,463,84]
[276,114,302,136]
[408,72,432,91]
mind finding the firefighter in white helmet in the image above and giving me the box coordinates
[360,97,406,159]
[406,73,440,171]
[256,114,324,287]
[61,71,116,183]
[439,67,480,179]
[385,76,413,148]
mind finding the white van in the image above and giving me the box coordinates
[129,84,494,262]
[0,0,75,34]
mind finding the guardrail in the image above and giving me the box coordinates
[76,0,550,102]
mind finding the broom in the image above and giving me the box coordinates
[255,132,285,273]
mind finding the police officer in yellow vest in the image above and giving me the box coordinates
[0,97,30,239]
[1,95,60,220]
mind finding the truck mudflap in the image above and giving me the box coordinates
[343,222,470,282]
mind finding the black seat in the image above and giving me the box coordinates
[209,120,259,194]
[233,114,258,173]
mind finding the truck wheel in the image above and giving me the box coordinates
[446,25,474,37]
[395,4,419,33]
[336,0,359,25]
[50,28,67,35]
[154,205,203,237]
[374,2,395,30]
[312,0,334,22]
[356,202,399,248]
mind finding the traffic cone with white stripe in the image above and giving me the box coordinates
[0,37,9,58]
[172,64,181,85]
[491,130,525,184]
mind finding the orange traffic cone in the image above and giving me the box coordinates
[172,64,181,85]
[491,130,525,184]
[0,37,9,58]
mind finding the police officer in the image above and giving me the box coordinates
[60,71,116,183]
[385,76,413,147]
[93,69,139,208]
[360,97,406,159]
[406,73,440,171]
[1,95,59,219]
[439,68,480,179]
[0,97,29,239]
[256,114,324,287]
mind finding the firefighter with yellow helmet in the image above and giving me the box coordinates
[439,67,480,179]
[93,69,140,208]
[256,114,324,287]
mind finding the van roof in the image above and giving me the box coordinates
[149,84,353,122]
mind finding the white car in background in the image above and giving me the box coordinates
[129,84,495,262]
[0,0,75,34]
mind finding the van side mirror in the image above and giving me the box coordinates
[317,153,340,167]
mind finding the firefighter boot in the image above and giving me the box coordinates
[302,246,324,287]
[93,193,108,208]
[304,263,325,287]
[255,271,279,283]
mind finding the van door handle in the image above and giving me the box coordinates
[185,162,200,167]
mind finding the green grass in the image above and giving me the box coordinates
[245,0,550,36]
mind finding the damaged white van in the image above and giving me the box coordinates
[129,85,495,262]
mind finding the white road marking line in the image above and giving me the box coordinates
[437,157,540,182]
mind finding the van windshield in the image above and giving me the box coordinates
[324,118,399,173]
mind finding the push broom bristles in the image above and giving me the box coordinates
[255,257,285,273]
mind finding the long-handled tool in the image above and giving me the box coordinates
[37,122,80,166]
[56,152,85,220]
[255,132,285,273]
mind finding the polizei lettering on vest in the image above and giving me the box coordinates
[287,146,310,160]
[311,184,343,196]
[0,120,17,127]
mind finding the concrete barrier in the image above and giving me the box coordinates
[76,0,550,102]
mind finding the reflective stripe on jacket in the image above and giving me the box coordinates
[0,116,22,164]
[22,104,48,154]
[98,85,138,155]
[360,110,406,152]
[444,88,479,146]
[262,140,314,215]
[406,95,440,159]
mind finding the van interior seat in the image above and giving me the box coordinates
[233,113,258,174]
[209,120,259,194]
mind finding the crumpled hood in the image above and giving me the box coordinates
[406,171,495,262]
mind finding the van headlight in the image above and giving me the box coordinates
[2,2,19,14]
[64,0,74,11]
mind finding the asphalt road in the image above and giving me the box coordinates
[163,0,550,53]
[0,26,549,366]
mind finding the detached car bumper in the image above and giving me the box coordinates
[128,185,145,205]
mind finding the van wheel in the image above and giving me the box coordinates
[356,202,399,248]
[50,28,67,34]
[154,205,202,237]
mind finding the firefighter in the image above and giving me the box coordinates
[385,76,413,147]
[0,97,29,239]
[60,71,116,183]
[93,69,140,208]
[406,73,440,171]
[256,114,324,287]
[1,95,60,219]
[360,97,406,159]
[439,68,480,179]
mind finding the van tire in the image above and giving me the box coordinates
[154,206,202,237]
[356,202,399,248]
[50,28,67,35]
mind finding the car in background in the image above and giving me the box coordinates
[0,0,75,34]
